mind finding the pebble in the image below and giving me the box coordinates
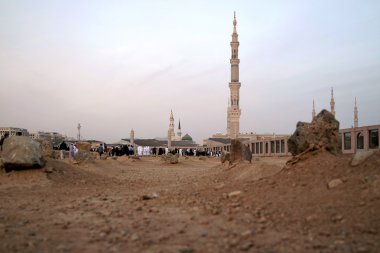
[240,241,254,251]
[356,246,371,253]
[327,179,343,189]
[178,246,194,253]
[240,229,252,238]
[130,233,140,241]
[228,191,242,198]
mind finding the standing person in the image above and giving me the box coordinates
[97,144,104,156]
[73,144,78,157]
[0,133,9,151]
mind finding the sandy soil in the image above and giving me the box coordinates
[0,152,379,253]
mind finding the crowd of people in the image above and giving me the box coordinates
[30,139,224,159]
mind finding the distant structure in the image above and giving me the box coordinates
[120,111,198,153]
[177,120,182,140]
[77,123,81,141]
[0,127,28,137]
[130,129,135,145]
[227,11,242,139]
[312,100,316,120]
[354,97,359,128]
[168,110,184,141]
[330,87,335,117]
[204,13,291,157]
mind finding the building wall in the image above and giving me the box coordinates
[340,125,380,154]
[0,127,29,137]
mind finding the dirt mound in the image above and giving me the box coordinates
[0,154,379,253]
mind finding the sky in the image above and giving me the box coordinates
[1,0,379,143]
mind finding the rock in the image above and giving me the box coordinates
[229,140,252,163]
[240,241,254,251]
[130,233,140,241]
[37,140,53,158]
[161,154,177,163]
[44,167,54,173]
[288,109,340,156]
[240,229,252,238]
[351,150,375,166]
[74,151,94,162]
[1,136,45,171]
[170,155,179,164]
[75,141,92,152]
[327,179,343,189]
[142,192,159,200]
[228,190,242,198]
[178,246,194,253]
[221,152,230,163]
[362,175,377,184]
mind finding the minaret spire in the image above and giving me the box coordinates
[330,87,335,116]
[169,110,175,139]
[227,12,241,139]
[354,97,358,128]
[312,100,316,120]
[177,119,182,139]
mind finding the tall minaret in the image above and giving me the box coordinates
[227,98,231,134]
[177,119,182,139]
[169,110,175,139]
[354,97,358,128]
[227,12,241,139]
[130,129,135,145]
[312,100,316,120]
[330,87,335,117]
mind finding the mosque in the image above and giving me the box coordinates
[122,110,198,153]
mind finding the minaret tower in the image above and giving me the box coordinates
[354,97,358,128]
[312,100,316,120]
[227,12,241,139]
[130,129,135,145]
[177,119,182,139]
[169,110,175,139]
[330,87,335,117]
[227,99,231,134]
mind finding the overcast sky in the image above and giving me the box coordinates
[1,0,379,143]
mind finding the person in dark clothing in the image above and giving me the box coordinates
[59,141,69,151]
[0,133,9,151]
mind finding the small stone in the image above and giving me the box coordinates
[44,167,53,173]
[142,192,159,200]
[240,229,252,238]
[240,241,254,251]
[327,179,343,189]
[356,246,370,253]
[258,217,267,224]
[331,214,343,223]
[130,233,140,241]
[178,246,194,253]
[228,191,242,198]
[351,150,375,166]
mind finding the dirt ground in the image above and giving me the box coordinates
[0,151,379,253]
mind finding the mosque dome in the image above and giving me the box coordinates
[182,133,193,141]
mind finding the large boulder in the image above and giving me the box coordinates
[229,139,252,164]
[288,109,340,156]
[1,136,45,171]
